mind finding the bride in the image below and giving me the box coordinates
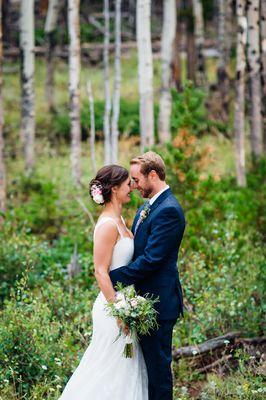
[59,165,148,400]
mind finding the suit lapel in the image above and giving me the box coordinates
[131,203,145,233]
[133,188,172,237]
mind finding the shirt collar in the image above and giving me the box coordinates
[149,185,170,206]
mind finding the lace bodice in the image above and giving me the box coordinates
[94,217,134,271]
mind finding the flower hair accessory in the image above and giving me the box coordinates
[91,183,104,205]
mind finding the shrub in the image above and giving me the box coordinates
[0,273,98,399]
[170,81,223,136]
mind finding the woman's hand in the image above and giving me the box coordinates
[116,318,130,336]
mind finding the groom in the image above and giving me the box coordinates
[110,151,186,400]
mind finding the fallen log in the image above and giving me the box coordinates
[173,331,241,360]
[196,354,233,374]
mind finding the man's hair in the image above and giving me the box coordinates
[130,151,166,181]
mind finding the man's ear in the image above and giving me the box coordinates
[150,170,157,180]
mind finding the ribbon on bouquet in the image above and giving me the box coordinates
[124,334,134,358]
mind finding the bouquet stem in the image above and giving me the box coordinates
[123,343,134,358]
[124,334,134,358]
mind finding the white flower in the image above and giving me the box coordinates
[114,300,127,310]
[41,365,48,370]
[93,193,104,204]
[136,295,146,302]
[181,386,188,394]
[116,292,126,302]
[192,349,198,355]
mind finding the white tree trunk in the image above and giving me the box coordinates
[20,0,35,175]
[217,0,226,73]
[129,0,136,34]
[225,0,233,64]
[111,0,121,163]
[158,0,176,143]
[234,0,247,187]
[68,0,81,185]
[87,81,96,174]
[103,0,111,165]
[192,0,206,86]
[217,0,231,119]
[45,0,63,32]
[0,0,6,216]
[247,0,263,161]
[172,0,182,91]
[45,0,63,112]
[137,0,154,151]
[260,0,266,151]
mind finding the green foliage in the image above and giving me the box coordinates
[47,98,163,142]
[8,174,64,237]
[200,351,266,399]
[171,82,210,136]
[0,272,97,399]
[155,141,266,346]
[52,99,142,141]
[1,118,265,398]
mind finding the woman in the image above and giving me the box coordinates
[59,165,148,400]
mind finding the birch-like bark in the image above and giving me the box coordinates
[172,0,182,91]
[45,0,63,112]
[137,0,154,150]
[0,0,6,216]
[20,0,35,175]
[111,0,121,163]
[103,0,111,165]
[234,0,247,187]
[261,0,266,151]
[225,0,233,64]
[192,0,206,86]
[247,0,263,161]
[158,0,176,143]
[217,0,226,76]
[186,0,196,82]
[68,0,81,185]
[217,0,230,117]
[129,0,136,35]
[87,81,96,174]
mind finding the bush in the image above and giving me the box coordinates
[52,99,143,141]
[0,273,98,399]
[170,81,222,136]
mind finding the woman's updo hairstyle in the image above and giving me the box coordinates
[89,165,129,205]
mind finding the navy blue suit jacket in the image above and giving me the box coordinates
[110,188,186,320]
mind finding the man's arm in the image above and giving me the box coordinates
[110,206,185,287]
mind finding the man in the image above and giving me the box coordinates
[110,151,186,400]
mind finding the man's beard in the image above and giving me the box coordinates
[141,186,153,199]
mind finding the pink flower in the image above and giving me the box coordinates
[130,299,138,308]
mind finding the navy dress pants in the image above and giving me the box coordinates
[139,319,177,400]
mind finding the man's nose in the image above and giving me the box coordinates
[130,180,137,190]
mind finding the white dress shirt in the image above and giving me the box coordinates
[149,185,170,205]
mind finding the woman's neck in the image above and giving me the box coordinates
[103,200,122,219]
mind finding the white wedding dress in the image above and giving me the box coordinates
[59,217,148,400]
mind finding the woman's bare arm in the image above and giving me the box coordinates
[93,221,118,302]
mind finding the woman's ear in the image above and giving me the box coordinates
[111,185,118,194]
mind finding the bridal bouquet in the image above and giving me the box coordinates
[105,284,159,358]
